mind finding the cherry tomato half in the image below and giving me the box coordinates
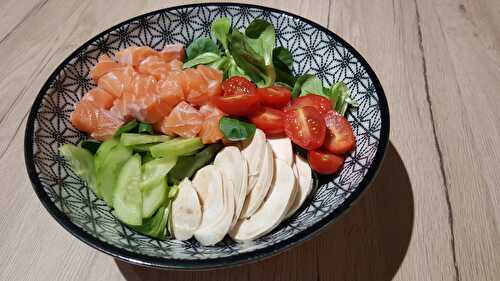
[213,76,260,116]
[249,106,285,135]
[257,85,292,109]
[284,106,326,150]
[323,110,356,154]
[287,94,332,116]
[307,150,345,174]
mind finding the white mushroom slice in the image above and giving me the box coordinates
[192,165,224,230]
[240,129,267,194]
[171,178,201,241]
[284,178,299,219]
[239,142,274,218]
[214,146,248,228]
[286,154,313,218]
[268,137,293,166]
[230,159,296,241]
[194,166,235,246]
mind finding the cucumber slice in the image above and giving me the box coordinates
[120,133,172,146]
[59,144,97,194]
[140,157,176,218]
[150,138,204,158]
[141,157,177,188]
[131,143,156,152]
[114,154,143,226]
[166,200,173,238]
[95,139,119,173]
[141,177,168,218]
[97,144,133,206]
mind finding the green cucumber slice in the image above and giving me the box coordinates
[97,144,133,206]
[113,154,143,226]
[141,177,168,218]
[150,138,204,158]
[59,144,97,194]
[120,133,172,146]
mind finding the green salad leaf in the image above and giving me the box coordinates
[230,30,275,87]
[167,143,223,184]
[183,52,221,68]
[291,74,315,98]
[273,47,295,87]
[211,17,231,54]
[273,47,293,68]
[186,37,219,60]
[245,19,275,67]
[300,76,325,96]
[208,56,230,71]
[129,205,168,240]
[113,120,138,137]
[138,122,153,134]
[328,81,358,115]
[79,140,101,154]
[219,117,256,141]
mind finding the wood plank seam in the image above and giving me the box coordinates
[0,0,49,46]
[414,1,461,281]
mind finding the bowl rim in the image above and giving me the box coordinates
[24,2,390,270]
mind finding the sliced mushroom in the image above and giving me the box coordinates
[191,165,224,230]
[285,154,313,218]
[268,136,293,167]
[171,178,201,241]
[239,142,274,218]
[230,158,296,241]
[240,129,267,194]
[194,166,234,246]
[214,146,248,228]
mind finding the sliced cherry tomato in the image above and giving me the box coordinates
[257,85,292,109]
[307,150,345,174]
[284,106,326,150]
[288,94,332,115]
[249,106,285,135]
[323,110,356,154]
[213,76,260,116]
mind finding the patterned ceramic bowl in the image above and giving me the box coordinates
[25,3,389,269]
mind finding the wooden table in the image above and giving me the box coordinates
[1,0,499,280]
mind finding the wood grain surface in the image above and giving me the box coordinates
[0,0,498,280]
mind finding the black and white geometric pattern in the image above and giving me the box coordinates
[28,5,386,262]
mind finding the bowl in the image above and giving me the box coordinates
[24,3,389,270]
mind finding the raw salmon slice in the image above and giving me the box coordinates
[197,64,223,97]
[200,115,224,144]
[179,68,209,106]
[199,103,225,144]
[121,74,167,124]
[97,66,135,98]
[116,46,158,66]
[70,100,99,133]
[82,88,115,109]
[160,44,185,62]
[199,103,225,119]
[156,71,185,109]
[70,88,116,133]
[154,101,203,138]
[179,65,223,106]
[90,55,122,81]
[137,55,183,80]
[90,109,125,141]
